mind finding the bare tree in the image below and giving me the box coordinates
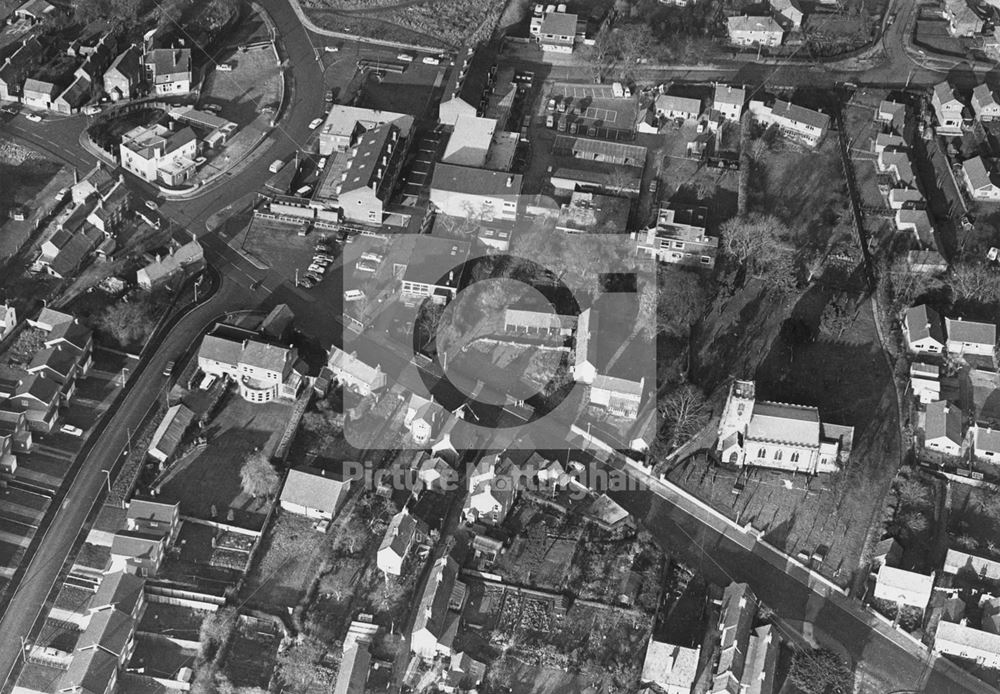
[276,637,333,693]
[948,262,1000,304]
[240,451,279,499]
[658,384,711,452]
[616,24,655,80]
[586,24,617,83]
[896,477,930,509]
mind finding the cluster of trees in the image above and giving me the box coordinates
[239,451,280,499]
[880,258,1000,312]
[789,648,853,694]
[651,383,710,459]
[719,213,799,294]
[98,295,160,348]
[890,470,936,538]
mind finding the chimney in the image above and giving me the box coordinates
[506,176,513,188]
[321,468,326,476]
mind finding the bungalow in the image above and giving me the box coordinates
[973,425,1000,463]
[945,317,996,357]
[903,305,945,354]
[932,81,964,134]
[973,83,1000,121]
[334,638,372,694]
[280,465,354,520]
[727,15,784,47]
[376,507,427,575]
[654,94,702,121]
[146,404,195,465]
[895,209,933,245]
[640,638,700,694]
[411,555,467,659]
[327,347,386,396]
[907,250,947,273]
[924,400,964,457]
[873,565,934,610]
[961,156,1000,201]
[943,548,1000,581]
[743,625,780,694]
[934,621,1000,669]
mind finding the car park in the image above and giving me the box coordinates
[309,117,323,129]
[60,424,83,437]
[307,264,326,275]
[299,277,315,288]
[306,272,323,283]
[25,113,42,122]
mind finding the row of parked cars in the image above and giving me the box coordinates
[299,237,336,289]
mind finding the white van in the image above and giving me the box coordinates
[344,289,366,302]
[269,159,285,173]
[295,185,313,197]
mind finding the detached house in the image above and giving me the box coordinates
[727,15,784,46]
[654,94,702,121]
[961,156,1000,201]
[280,465,354,520]
[877,100,906,132]
[973,83,1000,121]
[903,305,945,354]
[411,555,467,659]
[873,565,934,611]
[945,317,996,357]
[749,99,829,147]
[462,454,518,526]
[924,400,964,457]
[103,44,143,101]
[633,205,718,269]
[537,11,577,53]
[713,84,746,121]
[716,380,853,474]
[119,123,198,186]
[197,334,302,403]
[973,425,1000,463]
[143,47,191,94]
[377,507,428,575]
[641,638,700,694]
[328,347,386,396]
[932,82,964,134]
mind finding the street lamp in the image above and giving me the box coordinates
[101,469,111,494]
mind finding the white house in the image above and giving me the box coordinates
[0,304,15,340]
[874,133,906,154]
[119,123,198,186]
[429,164,521,222]
[973,425,1000,463]
[537,11,577,52]
[328,347,386,396]
[197,334,301,403]
[713,84,746,121]
[640,638,700,694]
[463,454,517,525]
[411,555,466,659]
[654,94,702,121]
[716,380,853,474]
[748,99,829,147]
[727,15,784,46]
[924,400,964,457]
[903,305,946,354]
[934,621,1000,669]
[943,548,1000,581]
[770,0,804,28]
[945,317,996,357]
[279,466,354,520]
[873,565,934,610]
[972,83,1000,121]
[961,156,1000,201]
[932,81,964,134]
[877,100,906,132]
[377,507,427,576]
[143,48,192,95]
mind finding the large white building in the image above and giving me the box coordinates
[317,105,413,156]
[429,164,521,222]
[935,621,1000,668]
[748,99,829,147]
[119,124,197,186]
[716,380,853,474]
[197,334,301,403]
[727,15,784,46]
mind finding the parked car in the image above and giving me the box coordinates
[546,98,556,112]
[324,45,340,53]
[269,159,286,173]
[83,104,101,116]
[299,277,315,288]
[25,113,42,122]
[318,156,328,170]
[307,264,326,274]
[309,117,323,129]
[163,361,175,377]
[54,187,68,201]
[344,289,366,302]
[397,53,414,62]
[60,424,83,437]
[422,56,441,65]
[305,272,323,283]
[325,90,335,103]
[145,200,158,211]
[217,62,234,72]
[204,104,223,113]
[648,179,658,194]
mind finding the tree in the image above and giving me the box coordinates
[8,327,46,365]
[788,648,853,694]
[276,637,333,693]
[99,299,157,347]
[616,23,655,79]
[240,451,279,498]
[899,510,928,535]
[948,262,1000,305]
[719,213,788,267]
[585,24,617,83]
[820,292,858,339]
[759,250,798,295]
[896,477,930,509]
[414,301,444,352]
[980,493,1000,520]
[955,534,979,550]
[198,607,236,660]
[658,384,710,452]
[657,267,709,338]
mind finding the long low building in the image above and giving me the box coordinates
[934,620,1000,668]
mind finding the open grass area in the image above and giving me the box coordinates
[201,43,281,124]
[240,512,325,610]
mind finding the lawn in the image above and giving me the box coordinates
[240,512,325,610]
[200,43,281,125]
[0,139,64,250]
[155,389,291,530]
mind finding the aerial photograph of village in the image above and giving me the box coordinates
[3,0,1000,692]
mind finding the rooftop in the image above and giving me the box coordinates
[431,163,522,197]
[280,466,352,514]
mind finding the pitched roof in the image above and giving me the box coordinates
[127,498,177,527]
[280,466,351,514]
[747,401,820,447]
[539,11,577,36]
[771,99,829,131]
[106,44,142,83]
[110,530,162,559]
[743,624,779,694]
[655,94,702,115]
[963,156,994,191]
[592,374,644,398]
[198,334,243,365]
[641,640,700,691]
[77,607,133,657]
[936,620,1000,654]
[240,340,293,373]
[16,372,60,405]
[144,48,191,78]
[328,347,384,389]
[59,648,118,694]
[946,317,996,346]
[333,640,371,694]
[934,81,960,107]
[728,15,783,33]
[379,508,425,558]
[904,305,944,344]
[431,163,522,198]
[973,83,998,110]
[944,548,1000,580]
[412,555,460,641]
[925,400,963,446]
[976,426,1000,455]
[339,123,399,196]
[875,565,934,605]
[27,346,77,379]
[90,571,145,614]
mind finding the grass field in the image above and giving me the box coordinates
[241,512,326,609]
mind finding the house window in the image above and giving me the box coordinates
[757,448,766,458]
[774,450,782,461]
[790,452,800,463]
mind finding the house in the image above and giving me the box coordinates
[13,0,55,23]
[749,99,829,147]
[260,304,295,343]
[873,565,934,610]
[143,47,192,94]
[441,652,486,693]
[28,307,73,333]
[711,582,758,694]
[109,530,165,575]
[463,454,517,525]
[76,607,135,664]
[590,375,644,419]
[0,410,33,455]
[640,638,700,694]
[58,648,119,694]
[126,498,180,545]
[0,304,16,340]
[405,394,446,446]
[136,240,204,289]
[503,308,577,336]
[911,370,941,404]
[415,453,457,492]
[903,305,946,354]
[437,46,476,126]
[770,0,804,28]
[716,380,853,474]
[8,373,61,432]
[727,15,784,47]
[934,620,1000,668]
[119,124,198,186]
[197,334,301,403]
[377,507,427,575]
[0,37,44,102]
[972,83,1000,121]
[943,548,1000,581]
[430,164,521,222]
[961,156,1000,201]
[945,317,996,357]
[877,100,906,132]
[924,400,964,456]
[146,404,195,464]
[654,94,702,121]
[632,205,718,268]
[317,105,413,156]
[336,124,405,225]
[888,188,924,209]
[945,0,985,37]
[21,77,59,110]
[103,44,142,101]
[26,346,80,403]
[713,84,746,121]
[411,555,467,659]
[280,465,354,520]
[442,115,497,169]
[932,82,964,133]
[399,236,471,303]
[327,347,386,396]
[538,11,577,52]
[89,571,145,621]
[555,191,630,234]
[878,151,916,188]
[874,133,906,154]
[334,638,372,694]
[973,425,1000,463]
[873,537,904,568]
